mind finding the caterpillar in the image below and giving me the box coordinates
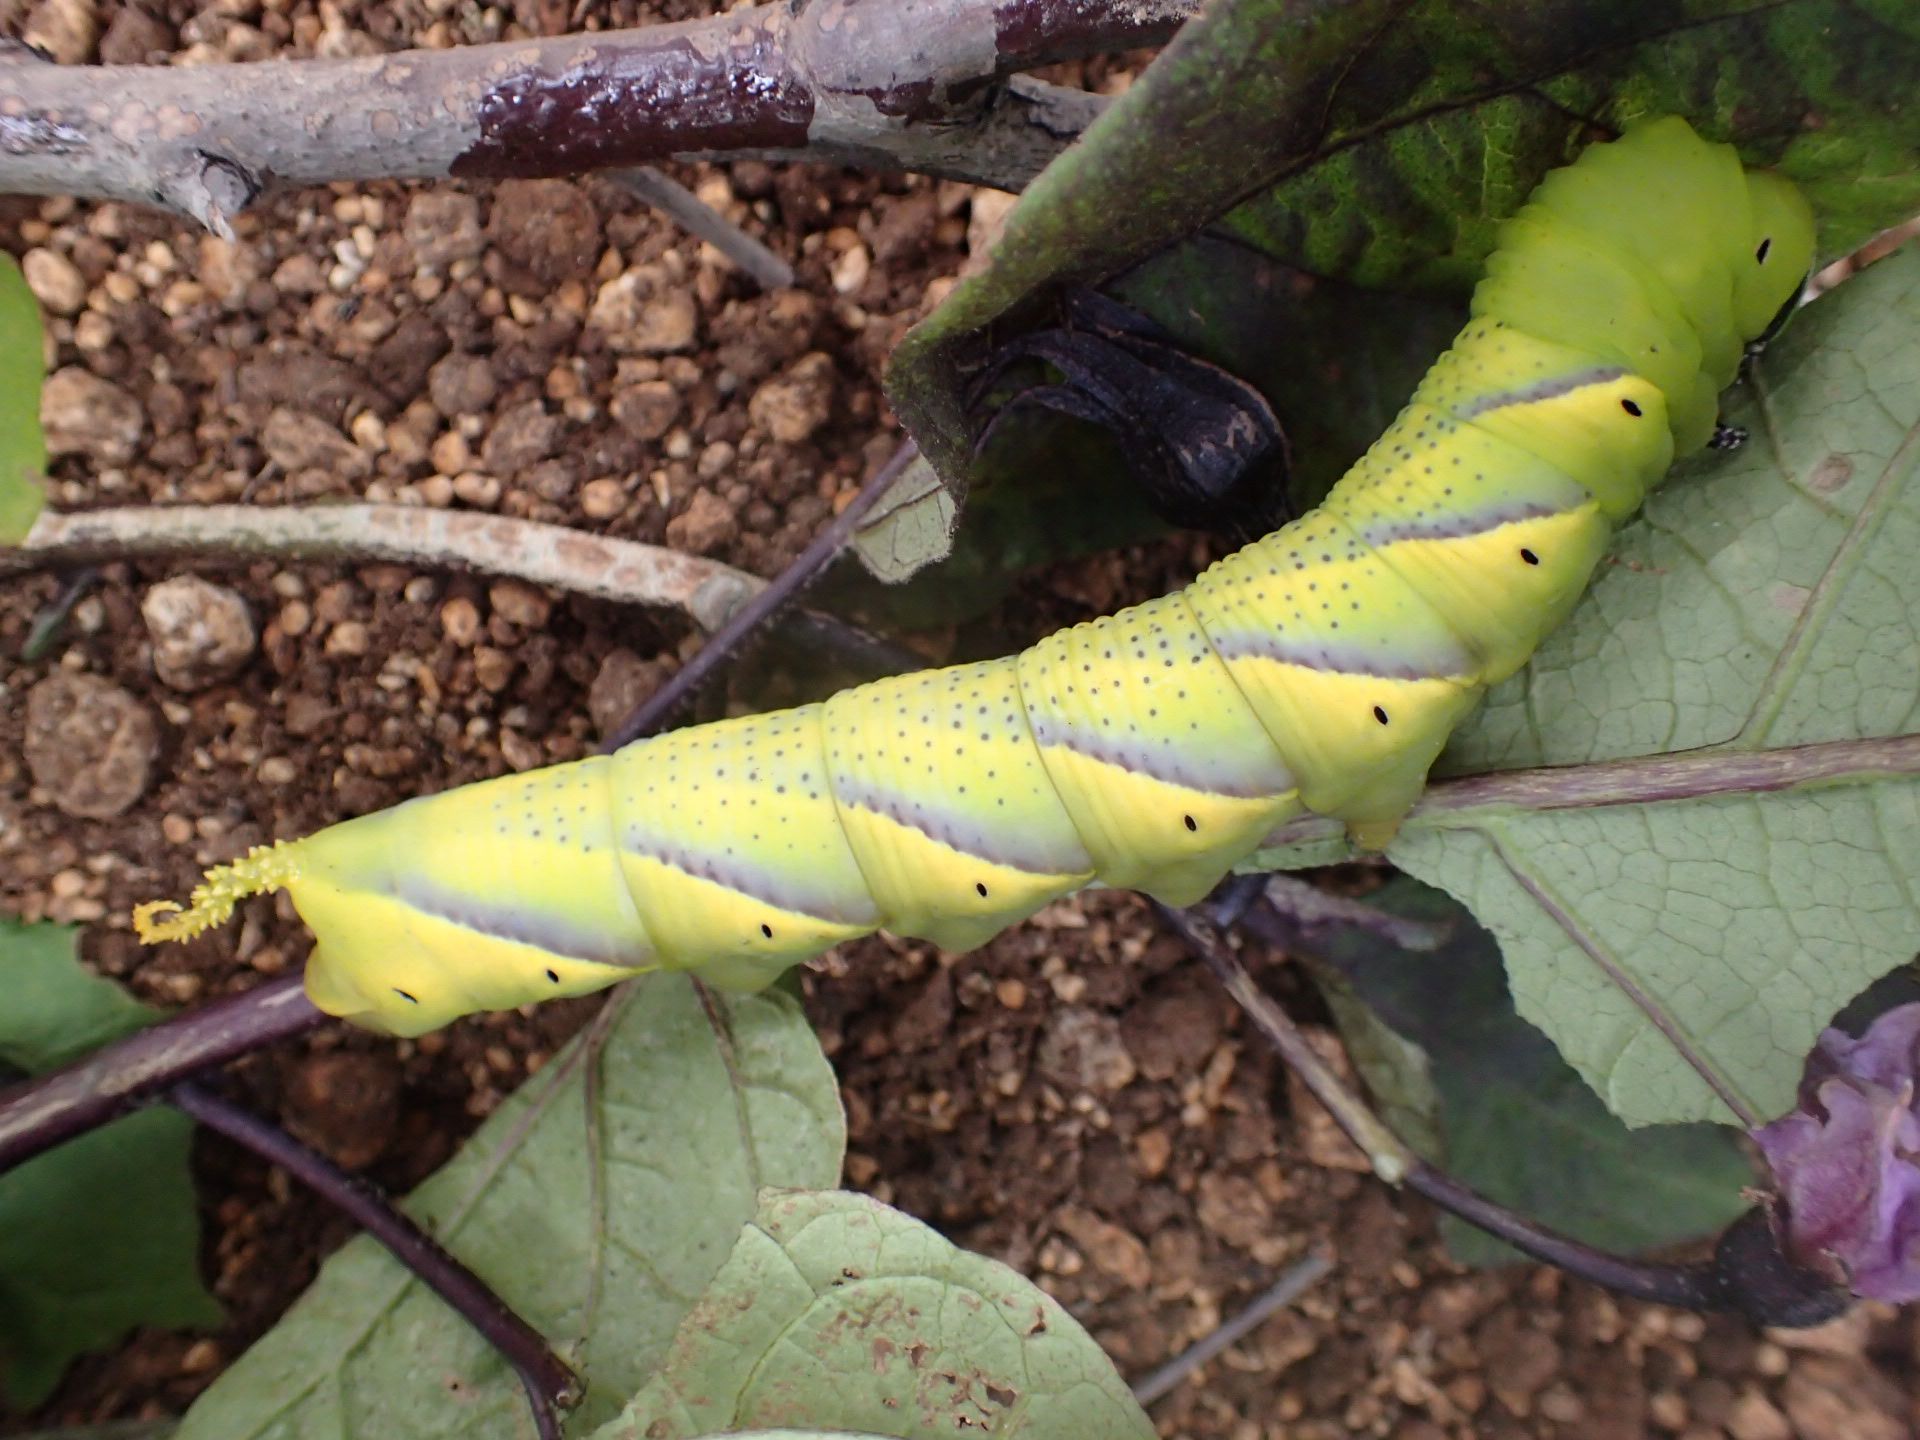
[135,118,1816,1038]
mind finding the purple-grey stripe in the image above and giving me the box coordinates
[390,873,649,969]
[1355,498,1567,547]
[614,825,882,927]
[831,776,1095,879]
[1455,366,1629,417]
[1206,629,1477,682]
[1027,713,1296,798]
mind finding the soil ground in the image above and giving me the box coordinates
[2,2,1917,1438]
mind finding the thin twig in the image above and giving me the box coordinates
[172,1081,580,1439]
[1159,902,1416,1184]
[603,438,922,750]
[0,974,323,1173]
[1254,733,1920,854]
[0,0,1191,229]
[1164,901,1727,1312]
[2,503,905,670]
[1130,1246,1334,1405]
[19,564,98,661]
[609,166,794,291]
[5,504,762,632]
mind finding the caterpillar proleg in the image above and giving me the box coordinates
[136,118,1816,1037]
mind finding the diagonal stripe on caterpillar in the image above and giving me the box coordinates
[135,117,1817,1037]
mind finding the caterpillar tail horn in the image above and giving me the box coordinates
[133,842,300,944]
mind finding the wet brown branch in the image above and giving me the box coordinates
[0,0,1191,232]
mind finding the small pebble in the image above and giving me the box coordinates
[142,576,257,691]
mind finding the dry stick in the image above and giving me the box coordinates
[602,437,923,750]
[1130,1246,1335,1406]
[1159,902,1724,1312]
[171,1081,581,1440]
[3,501,907,666]
[4,503,764,632]
[0,0,1190,230]
[609,166,795,291]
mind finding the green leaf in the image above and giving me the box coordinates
[0,1109,221,1410]
[1383,248,1920,1129]
[10,1423,177,1440]
[593,1189,1153,1440]
[0,921,220,1411]
[1246,251,1920,1128]
[0,253,48,544]
[0,917,160,1072]
[1307,961,1445,1165]
[850,453,958,584]
[1304,879,1753,1267]
[174,974,844,1439]
[886,0,1920,598]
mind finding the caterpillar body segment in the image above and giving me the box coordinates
[134,119,1817,1036]
[607,704,878,973]
[1017,589,1300,905]
[822,658,1097,952]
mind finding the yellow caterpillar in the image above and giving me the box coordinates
[136,118,1815,1037]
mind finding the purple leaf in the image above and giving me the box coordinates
[1753,1003,1920,1303]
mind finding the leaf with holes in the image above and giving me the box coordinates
[173,975,845,1439]
[591,1189,1154,1440]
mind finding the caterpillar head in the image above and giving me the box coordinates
[1735,170,1817,342]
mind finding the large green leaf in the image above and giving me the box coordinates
[173,976,845,1439]
[0,253,47,544]
[594,1190,1153,1440]
[1304,879,1753,1267]
[0,918,158,1074]
[884,0,1920,592]
[0,921,219,1410]
[1257,248,1920,1128]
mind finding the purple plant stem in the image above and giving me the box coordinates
[602,438,923,750]
[1404,1163,1718,1309]
[172,1081,580,1438]
[0,974,323,1174]
[1161,900,1725,1312]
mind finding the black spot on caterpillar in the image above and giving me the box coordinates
[134,118,1816,1037]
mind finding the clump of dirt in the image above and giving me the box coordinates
[2,3,1917,1439]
